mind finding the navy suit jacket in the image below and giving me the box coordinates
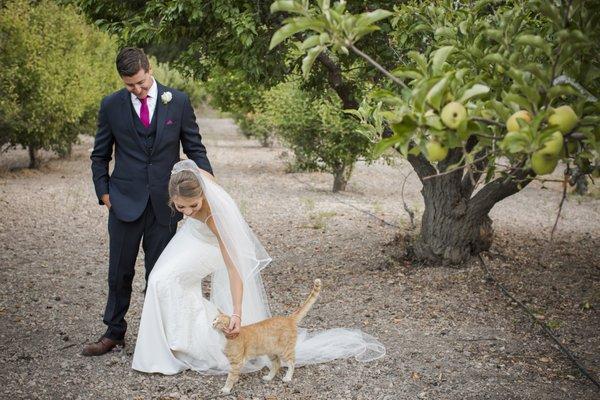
[90,81,213,226]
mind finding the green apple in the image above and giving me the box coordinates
[506,110,532,132]
[548,105,578,134]
[440,102,467,129]
[531,150,558,175]
[425,140,449,162]
[541,131,563,156]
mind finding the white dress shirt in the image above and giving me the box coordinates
[130,78,158,122]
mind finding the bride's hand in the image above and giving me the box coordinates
[225,315,241,339]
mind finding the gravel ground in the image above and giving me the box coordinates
[0,115,598,400]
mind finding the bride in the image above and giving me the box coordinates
[131,159,385,375]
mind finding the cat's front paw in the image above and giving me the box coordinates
[282,376,292,383]
[220,386,231,394]
[262,374,274,381]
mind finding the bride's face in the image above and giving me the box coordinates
[172,195,203,217]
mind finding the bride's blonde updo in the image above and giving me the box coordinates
[168,170,203,210]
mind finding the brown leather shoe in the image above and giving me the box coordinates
[81,336,125,357]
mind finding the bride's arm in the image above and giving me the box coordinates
[205,211,243,334]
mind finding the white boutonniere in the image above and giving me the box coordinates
[161,91,173,104]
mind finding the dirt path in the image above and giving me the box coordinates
[0,116,598,399]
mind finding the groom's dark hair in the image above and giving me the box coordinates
[116,47,150,77]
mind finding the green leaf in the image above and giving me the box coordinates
[547,84,579,101]
[426,76,450,110]
[503,92,531,109]
[514,34,552,56]
[412,78,440,113]
[370,88,403,105]
[536,1,562,26]
[300,35,320,50]
[431,46,455,75]
[434,27,455,40]
[391,116,418,136]
[408,51,428,73]
[487,99,511,121]
[301,45,325,78]
[269,23,305,49]
[341,15,356,33]
[501,131,530,153]
[458,84,490,103]
[520,85,541,105]
[270,1,306,15]
[425,115,445,130]
[522,63,550,84]
[410,23,430,33]
[373,134,402,158]
[319,32,331,45]
[354,26,381,41]
[356,9,393,28]
[482,53,504,64]
[391,68,422,80]
[484,29,503,42]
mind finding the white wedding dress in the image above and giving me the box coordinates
[132,160,385,375]
[132,215,231,374]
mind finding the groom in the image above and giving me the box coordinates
[83,47,213,356]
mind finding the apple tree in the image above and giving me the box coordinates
[269,0,600,263]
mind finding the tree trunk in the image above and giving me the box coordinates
[413,175,494,264]
[28,145,38,169]
[61,143,73,158]
[406,151,530,265]
[332,163,353,192]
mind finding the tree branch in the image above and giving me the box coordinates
[348,43,410,91]
[316,52,359,110]
[470,168,532,217]
[406,153,436,181]
[461,149,489,197]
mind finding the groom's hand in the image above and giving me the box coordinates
[101,194,112,210]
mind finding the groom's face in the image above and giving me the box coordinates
[121,67,153,99]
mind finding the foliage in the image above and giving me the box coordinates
[151,56,206,107]
[74,0,404,189]
[251,80,371,188]
[267,0,600,263]
[0,0,121,166]
[202,68,267,142]
[269,0,600,180]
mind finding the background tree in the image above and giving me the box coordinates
[151,56,206,107]
[269,0,600,263]
[75,0,400,191]
[250,79,370,190]
[0,0,121,168]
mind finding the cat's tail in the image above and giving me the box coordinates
[290,279,322,324]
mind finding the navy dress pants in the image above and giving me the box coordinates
[103,199,176,341]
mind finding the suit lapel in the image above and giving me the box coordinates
[153,81,168,156]
[120,89,146,154]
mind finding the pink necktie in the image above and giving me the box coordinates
[139,96,150,128]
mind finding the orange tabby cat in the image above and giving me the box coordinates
[212,278,322,394]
